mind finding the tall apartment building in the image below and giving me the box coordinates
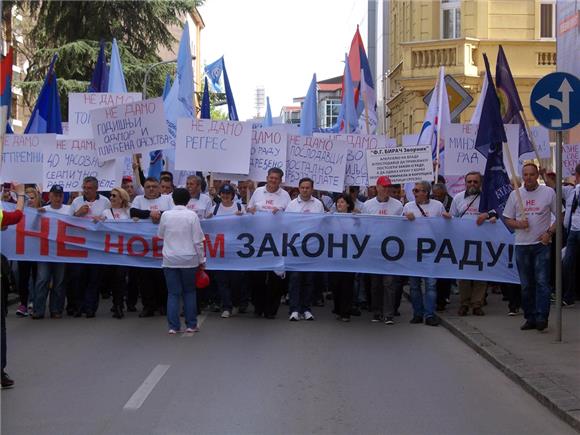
[369,0,557,142]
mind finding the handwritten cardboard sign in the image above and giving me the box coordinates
[1,134,55,184]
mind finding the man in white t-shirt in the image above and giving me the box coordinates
[68,177,111,317]
[450,171,498,316]
[130,177,174,223]
[185,175,213,220]
[404,181,451,326]
[247,167,290,318]
[285,177,324,321]
[33,185,70,319]
[361,176,404,324]
[504,163,560,332]
[562,164,580,307]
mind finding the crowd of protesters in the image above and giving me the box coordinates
[1,161,579,386]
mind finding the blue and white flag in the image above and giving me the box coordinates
[205,56,224,93]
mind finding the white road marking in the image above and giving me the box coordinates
[181,314,206,338]
[123,364,170,410]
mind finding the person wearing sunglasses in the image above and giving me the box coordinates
[450,171,498,317]
[404,181,451,326]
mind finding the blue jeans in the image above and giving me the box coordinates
[34,262,66,317]
[563,230,579,304]
[409,277,437,318]
[515,243,552,323]
[288,272,314,314]
[163,267,198,331]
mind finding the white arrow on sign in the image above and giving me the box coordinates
[536,78,573,128]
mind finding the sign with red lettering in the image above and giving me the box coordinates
[175,119,252,174]
[1,134,56,184]
[90,97,172,161]
[563,143,579,177]
[68,92,142,137]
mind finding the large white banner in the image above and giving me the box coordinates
[175,119,252,174]
[68,92,141,137]
[42,138,117,192]
[1,134,56,184]
[367,145,434,185]
[285,135,347,192]
[91,97,172,160]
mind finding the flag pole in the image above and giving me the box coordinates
[503,142,527,219]
[362,90,370,135]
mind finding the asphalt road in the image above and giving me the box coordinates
[1,298,575,435]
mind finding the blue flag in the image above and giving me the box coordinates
[495,45,533,156]
[88,40,109,93]
[222,58,238,121]
[262,96,273,127]
[341,54,358,133]
[108,38,128,93]
[25,54,62,134]
[1,48,13,133]
[201,76,211,120]
[204,57,224,93]
[162,73,172,100]
[299,74,318,136]
[474,55,507,159]
[476,54,513,231]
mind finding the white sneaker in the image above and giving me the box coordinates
[221,310,231,318]
[303,311,314,321]
[289,311,300,321]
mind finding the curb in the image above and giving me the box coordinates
[439,314,580,433]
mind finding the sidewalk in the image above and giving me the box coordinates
[438,290,580,432]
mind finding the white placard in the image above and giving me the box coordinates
[563,144,579,177]
[249,126,288,181]
[315,133,396,186]
[69,92,142,137]
[442,123,520,176]
[1,134,55,184]
[522,126,551,160]
[285,135,347,193]
[90,97,172,161]
[42,138,117,192]
[403,134,419,147]
[366,145,434,185]
[175,119,252,174]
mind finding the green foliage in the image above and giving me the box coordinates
[16,0,203,120]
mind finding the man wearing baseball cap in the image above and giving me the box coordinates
[361,176,404,324]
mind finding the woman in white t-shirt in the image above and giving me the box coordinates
[99,187,131,319]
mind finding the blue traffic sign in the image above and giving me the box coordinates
[530,72,580,131]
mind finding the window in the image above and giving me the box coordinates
[540,0,555,38]
[441,0,461,39]
[322,98,341,128]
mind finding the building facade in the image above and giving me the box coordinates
[371,0,557,142]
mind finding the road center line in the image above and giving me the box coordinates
[123,364,170,410]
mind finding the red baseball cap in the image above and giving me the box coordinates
[376,176,392,187]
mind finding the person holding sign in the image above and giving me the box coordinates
[285,177,324,321]
[130,177,172,318]
[247,168,291,319]
[361,176,404,324]
[404,181,451,327]
[503,163,561,332]
[562,164,580,307]
[69,176,111,318]
[450,171,497,317]
[185,175,213,220]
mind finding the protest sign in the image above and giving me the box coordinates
[175,119,252,174]
[563,144,579,177]
[285,135,347,192]
[43,138,116,192]
[403,134,419,147]
[91,97,172,160]
[1,134,55,184]
[0,205,520,284]
[249,126,288,181]
[442,124,520,176]
[69,93,141,137]
[367,145,433,185]
[315,133,396,186]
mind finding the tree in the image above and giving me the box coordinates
[15,0,204,118]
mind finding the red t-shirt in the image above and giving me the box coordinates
[1,209,23,227]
